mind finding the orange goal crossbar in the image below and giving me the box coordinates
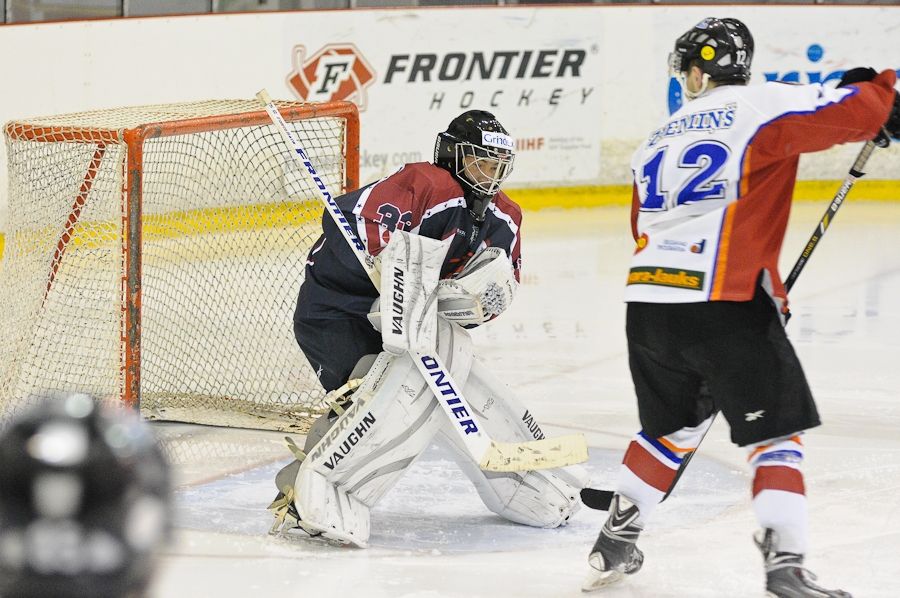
[5,100,359,410]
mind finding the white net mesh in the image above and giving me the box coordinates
[0,100,355,433]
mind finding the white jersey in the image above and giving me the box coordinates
[625,72,896,306]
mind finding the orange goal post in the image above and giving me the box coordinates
[0,99,359,433]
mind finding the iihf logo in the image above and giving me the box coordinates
[286,44,376,110]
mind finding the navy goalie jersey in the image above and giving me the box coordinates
[295,162,523,321]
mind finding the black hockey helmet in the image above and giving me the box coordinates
[0,394,171,598]
[434,110,515,221]
[669,17,754,86]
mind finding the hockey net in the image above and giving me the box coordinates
[0,99,359,433]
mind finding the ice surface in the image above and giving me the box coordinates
[149,204,900,598]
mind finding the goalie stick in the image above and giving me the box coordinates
[256,89,588,473]
[581,136,885,511]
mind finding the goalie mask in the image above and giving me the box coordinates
[669,17,754,100]
[0,394,171,598]
[434,110,515,221]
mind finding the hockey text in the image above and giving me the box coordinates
[382,49,594,111]
[383,50,586,83]
[419,355,479,435]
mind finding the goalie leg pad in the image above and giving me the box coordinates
[293,321,475,547]
[438,358,589,528]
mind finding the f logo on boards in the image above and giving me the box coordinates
[286,44,376,110]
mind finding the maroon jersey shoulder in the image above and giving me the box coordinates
[371,162,464,213]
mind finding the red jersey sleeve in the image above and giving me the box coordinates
[751,70,896,162]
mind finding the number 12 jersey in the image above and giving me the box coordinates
[626,70,896,308]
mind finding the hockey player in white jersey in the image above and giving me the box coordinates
[268,112,588,549]
[582,17,899,597]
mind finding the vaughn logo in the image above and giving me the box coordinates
[287,43,376,110]
[391,266,405,335]
[307,398,378,470]
[522,410,546,441]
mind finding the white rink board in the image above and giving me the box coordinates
[0,5,899,230]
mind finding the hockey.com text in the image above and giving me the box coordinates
[391,266,405,335]
[420,356,479,435]
[383,49,594,110]
[308,402,378,470]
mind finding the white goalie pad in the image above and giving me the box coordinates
[293,318,475,547]
[437,247,518,326]
[437,358,589,528]
[379,230,448,355]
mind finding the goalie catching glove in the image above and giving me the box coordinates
[437,247,518,326]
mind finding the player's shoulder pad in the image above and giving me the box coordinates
[370,162,463,214]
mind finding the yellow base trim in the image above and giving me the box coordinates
[505,179,900,211]
[0,201,319,261]
[1,180,898,261]
[505,185,632,210]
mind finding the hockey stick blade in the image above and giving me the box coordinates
[479,434,589,473]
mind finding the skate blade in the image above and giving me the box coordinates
[268,490,300,536]
[581,569,625,592]
[582,553,628,592]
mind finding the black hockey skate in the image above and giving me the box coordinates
[582,494,644,591]
[755,528,852,598]
[267,443,322,537]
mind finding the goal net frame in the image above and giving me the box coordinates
[1,99,359,432]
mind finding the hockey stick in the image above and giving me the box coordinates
[256,89,588,473]
[581,137,884,511]
[784,138,879,292]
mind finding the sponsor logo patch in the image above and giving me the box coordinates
[627,266,705,290]
[482,131,515,150]
[744,410,766,422]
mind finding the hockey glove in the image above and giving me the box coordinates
[837,66,878,87]
[838,67,897,145]
[437,247,517,327]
